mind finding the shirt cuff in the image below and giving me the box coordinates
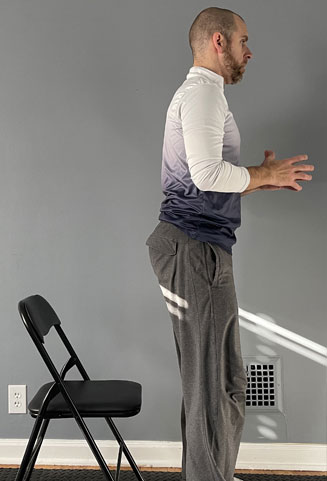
[239,167,251,192]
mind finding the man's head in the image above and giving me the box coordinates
[189,7,253,84]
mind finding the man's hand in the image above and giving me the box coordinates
[242,150,314,196]
[242,151,283,195]
[259,185,282,191]
[261,149,314,189]
[260,185,298,191]
[241,183,297,197]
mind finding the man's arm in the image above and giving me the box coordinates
[241,184,283,197]
[180,84,250,193]
[180,86,300,195]
[240,187,261,197]
[241,166,278,196]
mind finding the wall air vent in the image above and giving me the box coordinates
[243,356,283,412]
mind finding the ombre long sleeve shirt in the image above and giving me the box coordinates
[158,65,250,255]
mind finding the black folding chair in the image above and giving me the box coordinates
[15,294,145,481]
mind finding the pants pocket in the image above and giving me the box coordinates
[145,234,177,255]
[145,234,177,281]
[204,241,221,287]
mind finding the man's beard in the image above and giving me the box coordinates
[223,44,244,84]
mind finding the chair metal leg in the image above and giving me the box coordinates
[105,417,145,481]
[115,442,123,481]
[23,418,50,481]
[15,415,44,481]
[73,412,116,481]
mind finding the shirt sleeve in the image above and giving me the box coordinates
[180,83,250,193]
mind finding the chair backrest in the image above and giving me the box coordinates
[18,294,89,383]
[19,294,61,344]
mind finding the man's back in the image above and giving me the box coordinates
[158,65,250,255]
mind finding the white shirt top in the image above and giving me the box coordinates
[179,66,250,192]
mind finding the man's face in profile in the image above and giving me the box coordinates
[222,18,252,84]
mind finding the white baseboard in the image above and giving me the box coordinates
[0,439,326,472]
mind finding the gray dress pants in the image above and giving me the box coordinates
[145,220,248,481]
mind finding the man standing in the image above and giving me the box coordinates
[145,7,314,481]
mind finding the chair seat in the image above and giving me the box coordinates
[28,380,142,418]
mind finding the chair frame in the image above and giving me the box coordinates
[15,296,146,481]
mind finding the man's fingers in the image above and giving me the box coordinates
[294,164,315,171]
[290,155,309,163]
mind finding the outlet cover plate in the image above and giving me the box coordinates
[8,385,27,414]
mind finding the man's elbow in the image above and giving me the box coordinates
[190,173,242,193]
[190,175,205,191]
[190,173,222,192]
[189,162,224,192]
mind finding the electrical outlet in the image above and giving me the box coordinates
[8,385,27,414]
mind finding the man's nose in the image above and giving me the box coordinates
[245,48,253,60]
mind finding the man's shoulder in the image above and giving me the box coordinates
[176,75,222,95]
[169,78,227,120]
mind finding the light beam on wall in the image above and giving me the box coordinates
[239,307,327,367]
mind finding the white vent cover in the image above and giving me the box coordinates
[243,356,283,412]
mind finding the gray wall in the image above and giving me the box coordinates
[0,0,326,445]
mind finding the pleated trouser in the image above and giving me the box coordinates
[145,220,248,481]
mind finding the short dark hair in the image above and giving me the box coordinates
[189,7,245,60]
